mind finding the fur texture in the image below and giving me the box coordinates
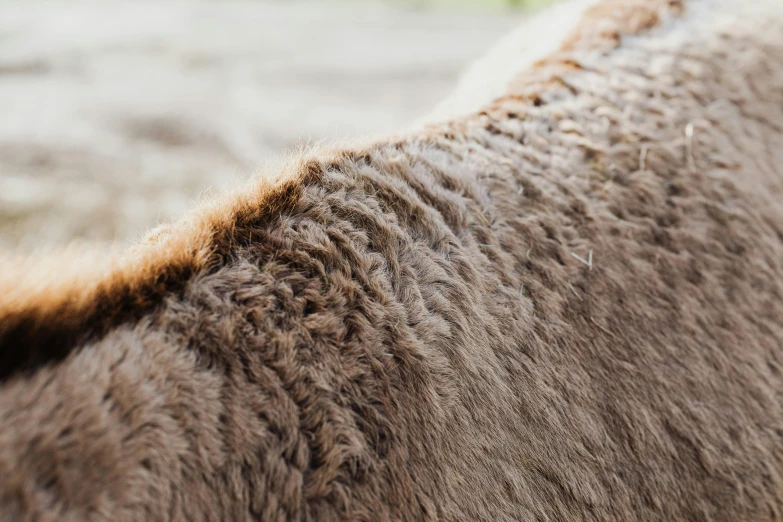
[2,0,783,520]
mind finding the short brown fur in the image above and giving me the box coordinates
[2,0,783,520]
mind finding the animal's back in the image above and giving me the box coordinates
[1,0,783,520]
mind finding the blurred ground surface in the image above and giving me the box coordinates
[0,0,520,251]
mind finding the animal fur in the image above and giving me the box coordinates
[2,0,783,519]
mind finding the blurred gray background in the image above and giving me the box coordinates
[0,0,542,251]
